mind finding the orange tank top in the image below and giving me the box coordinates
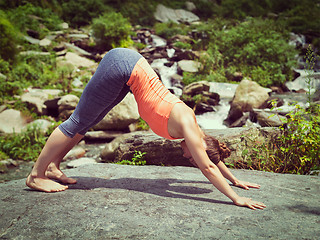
[127,57,182,139]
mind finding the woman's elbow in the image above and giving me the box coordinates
[200,164,218,176]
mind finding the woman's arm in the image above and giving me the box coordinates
[216,161,261,190]
[181,115,265,209]
[168,105,266,209]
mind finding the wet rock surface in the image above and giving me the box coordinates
[0,164,319,239]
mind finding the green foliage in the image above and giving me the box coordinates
[91,12,133,51]
[0,51,77,102]
[180,94,209,112]
[154,21,189,39]
[182,72,199,86]
[276,104,320,174]
[0,57,10,74]
[60,0,109,27]
[217,18,296,86]
[136,118,150,131]
[173,41,192,50]
[105,0,189,26]
[116,150,147,165]
[274,47,320,174]
[0,119,60,162]
[0,151,9,161]
[209,0,320,49]
[0,125,47,161]
[219,0,273,19]
[6,3,62,38]
[238,135,282,172]
[0,11,18,63]
[192,18,297,87]
[0,53,53,100]
[133,41,147,51]
[238,46,320,175]
[109,0,156,27]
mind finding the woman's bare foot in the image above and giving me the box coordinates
[26,174,68,192]
[45,168,77,184]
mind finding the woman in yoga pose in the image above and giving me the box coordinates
[26,48,266,210]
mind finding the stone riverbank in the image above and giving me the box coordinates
[0,164,319,239]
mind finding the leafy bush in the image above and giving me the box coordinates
[116,150,146,165]
[91,12,133,51]
[0,11,18,63]
[136,118,150,131]
[0,120,60,162]
[191,18,297,87]
[6,3,62,38]
[219,0,272,19]
[110,0,156,27]
[0,53,74,102]
[0,151,9,161]
[0,125,47,161]
[105,0,189,26]
[237,106,320,175]
[274,47,320,174]
[173,41,192,50]
[60,0,109,27]
[154,21,189,39]
[237,47,320,175]
[211,0,320,49]
[0,58,10,74]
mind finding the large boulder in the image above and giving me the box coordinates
[0,109,28,134]
[183,81,210,95]
[64,42,93,58]
[21,89,62,116]
[223,103,245,127]
[66,157,97,168]
[207,128,280,164]
[23,35,40,45]
[84,130,124,142]
[63,146,86,160]
[251,109,287,127]
[24,119,53,134]
[231,78,271,112]
[209,82,238,99]
[154,4,200,24]
[312,84,320,101]
[178,60,201,73]
[182,81,220,114]
[0,164,319,240]
[100,131,191,167]
[58,94,80,119]
[100,127,280,166]
[57,52,97,69]
[21,91,48,115]
[286,69,320,92]
[39,38,51,47]
[93,93,139,131]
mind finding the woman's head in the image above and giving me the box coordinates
[203,135,231,164]
[180,135,231,167]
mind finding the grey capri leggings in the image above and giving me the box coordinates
[59,48,143,138]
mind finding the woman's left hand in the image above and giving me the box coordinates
[233,180,261,190]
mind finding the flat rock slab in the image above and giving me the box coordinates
[0,164,319,239]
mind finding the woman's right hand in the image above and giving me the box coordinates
[233,196,266,210]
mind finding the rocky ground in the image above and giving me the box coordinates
[0,164,319,240]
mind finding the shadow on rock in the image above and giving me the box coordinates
[68,176,233,206]
[287,204,320,216]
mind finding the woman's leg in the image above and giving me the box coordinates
[26,48,141,192]
[45,84,130,184]
[26,84,129,192]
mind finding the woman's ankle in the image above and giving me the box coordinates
[29,169,46,178]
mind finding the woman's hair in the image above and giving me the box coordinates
[203,135,231,165]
